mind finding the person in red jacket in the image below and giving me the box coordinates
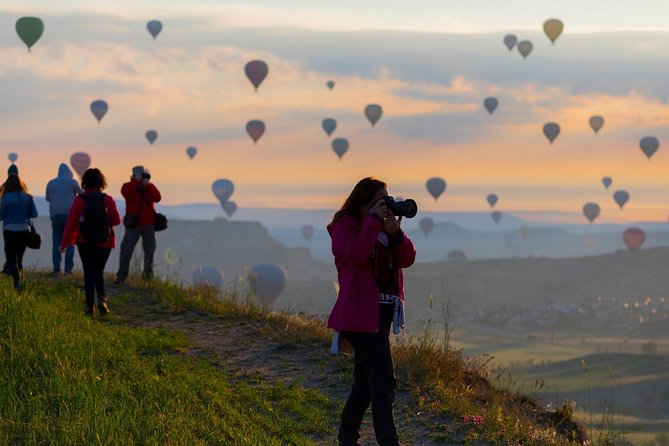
[60,168,121,315]
[327,177,416,446]
[115,165,161,283]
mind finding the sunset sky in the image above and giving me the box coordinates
[1,1,669,223]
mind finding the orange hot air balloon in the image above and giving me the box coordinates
[623,227,645,251]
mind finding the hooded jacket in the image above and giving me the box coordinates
[45,164,83,217]
[327,214,416,333]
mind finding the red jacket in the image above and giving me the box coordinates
[327,214,416,333]
[61,190,122,249]
[121,180,161,226]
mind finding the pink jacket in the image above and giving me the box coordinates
[327,214,416,333]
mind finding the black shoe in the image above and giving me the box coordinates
[85,306,96,316]
[97,298,110,315]
[113,278,125,285]
[49,271,60,277]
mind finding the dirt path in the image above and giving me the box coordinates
[104,281,455,445]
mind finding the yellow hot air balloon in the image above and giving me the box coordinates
[543,19,564,45]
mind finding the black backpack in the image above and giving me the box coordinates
[79,192,110,244]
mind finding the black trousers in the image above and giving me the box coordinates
[339,305,399,446]
[77,244,111,307]
[3,230,29,289]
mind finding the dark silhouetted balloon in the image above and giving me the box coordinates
[186,146,197,159]
[332,138,349,159]
[491,211,503,224]
[249,263,287,307]
[364,104,383,127]
[426,178,446,201]
[70,152,91,177]
[246,120,265,144]
[517,40,533,58]
[322,118,337,137]
[223,201,237,217]
[582,203,600,224]
[503,34,517,51]
[602,177,612,189]
[623,227,645,251]
[487,194,498,208]
[419,217,434,236]
[327,80,335,90]
[483,97,498,114]
[245,60,268,91]
[543,18,564,44]
[589,116,604,134]
[639,136,659,160]
[8,153,18,163]
[543,122,560,144]
[145,130,157,145]
[147,20,162,39]
[90,100,108,124]
[301,225,314,240]
[212,179,234,205]
[16,17,43,51]
[613,190,630,210]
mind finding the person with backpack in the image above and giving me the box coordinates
[0,165,38,292]
[45,163,83,275]
[60,168,121,316]
[115,165,161,283]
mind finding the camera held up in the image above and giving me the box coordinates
[380,196,417,218]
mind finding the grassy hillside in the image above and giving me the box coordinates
[0,272,589,445]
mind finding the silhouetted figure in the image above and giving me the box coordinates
[45,163,82,274]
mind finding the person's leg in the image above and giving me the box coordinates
[51,216,64,273]
[64,245,75,273]
[141,225,156,279]
[93,247,112,308]
[116,226,141,282]
[367,333,399,446]
[338,337,371,446]
[77,244,96,308]
[3,231,20,289]
[15,232,29,289]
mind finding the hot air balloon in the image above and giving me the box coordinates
[582,203,600,224]
[491,211,503,224]
[145,130,158,145]
[147,20,162,39]
[70,152,91,177]
[543,122,560,144]
[15,17,44,52]
[487,194,499,208]
[332,138,349,159]
[447,250,467,261]
[419,217,434,236]
[245,60,268,92]
[90,100,108,124]
[249,263,287,308]
[543,19,564,44]
[639,136,659,160]
[589,116,604,134]
[623,227,645,251]
[519,226,532,240]
[327,80,335,90]
[517,40,533,59]
[212,179,234,206]
[614,190,630,210]
[602,177,612,189]
[246,120,265,144]
[301,225,315,240]
[364,104,383,127]
[164,248,177,265]
[426,178,446,201]
[503,34,517,51]
[322,118,337,137]
[186,146,197,159]
[223,201,237,217]
[192,266,224,289]
[483,97,498,114]
[8,153,18,163]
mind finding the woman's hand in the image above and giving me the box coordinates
[369,199,389,219]
[384,212,402,234]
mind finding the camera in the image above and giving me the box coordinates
[141,172,151,181]
[380,196,417,218]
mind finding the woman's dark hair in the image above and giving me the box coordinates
[1,174,28,195]
[332,177,387,223]
[81,168,107,191]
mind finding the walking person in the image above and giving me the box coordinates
[327,177,416,446]
[115,166,161,283]
[0,165,38,292]
[45,163,83,275]
[60,168,121,315]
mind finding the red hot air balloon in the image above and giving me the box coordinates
[70,152,91,177]
[623,227,645,251]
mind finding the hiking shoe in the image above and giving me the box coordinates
[49,271,60,277]
[113,278,125,285]
[97,298,110,316]
[85,306,96,316]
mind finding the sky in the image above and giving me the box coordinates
[2,1,669,223]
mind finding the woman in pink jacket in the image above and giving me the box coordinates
[327,177,416,446]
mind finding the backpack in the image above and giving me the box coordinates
[79,193,110,244]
